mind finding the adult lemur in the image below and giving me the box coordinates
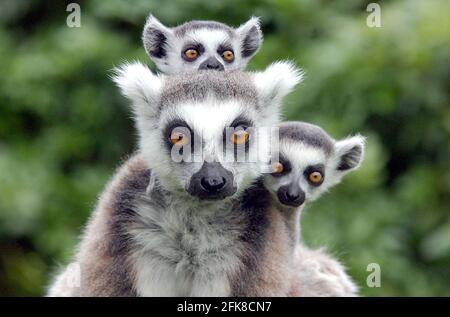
[48,61,303,296]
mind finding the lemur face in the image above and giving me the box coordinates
[113,62,302,200]
[159,97,262,200]
[264,122,365,208]
[143,16,262,74]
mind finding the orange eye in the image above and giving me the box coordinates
[272,162,284,174]
[230,129,249,145]
[170,131,189,147]
[222,50,234,62]
[184,49,199,60]
[308,171,323,183]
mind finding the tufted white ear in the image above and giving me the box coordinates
[236,17,263,59]
[334,135,366,172]
[112,61,163,119]
[253,61,303,107]
[142,14,173,60]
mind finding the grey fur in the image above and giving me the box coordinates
[279,121,335,156]
[173,20,234,37]
[160,71,258,108]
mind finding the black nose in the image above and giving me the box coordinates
[277,185,305,207]
[187,162,236,199]
[286,190,300,202]
[201,176,226,192]
[206,63,221,70]
[199,57,225,71]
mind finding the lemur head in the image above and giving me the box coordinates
[114,62,302,200]
[265,122,365,208]
[142,15,263,74]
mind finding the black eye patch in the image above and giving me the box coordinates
[271,155,292,177]
[163,119,196,158]
[222,116,254,161]
[217,43,233,55]
[181,42,205,61]
[303,164,325,186]
[229,116,253,129]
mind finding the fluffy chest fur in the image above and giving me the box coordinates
[129,192,247,296]
[74,155,290,297]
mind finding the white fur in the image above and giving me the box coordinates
[112,62,162,119]
[47,263,80,297]
[253,61,303,106]
[292,245,358,296]
[130,196,245,296]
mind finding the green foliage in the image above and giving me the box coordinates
[0,0,448,296]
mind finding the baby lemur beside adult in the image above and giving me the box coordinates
[264,121,365,296]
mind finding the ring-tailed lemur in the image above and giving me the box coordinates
[142,15,262,74]
[47,61,303,296]
[265,121,365,296]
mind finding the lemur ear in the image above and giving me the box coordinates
[142,15,173,60]
[253,61,303,107]
[236,17,263,59]
[112,62,162,118]
[334,135,366,172]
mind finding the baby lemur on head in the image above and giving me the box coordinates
[142,15,262,73]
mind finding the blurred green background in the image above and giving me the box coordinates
[0,0,449,296]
